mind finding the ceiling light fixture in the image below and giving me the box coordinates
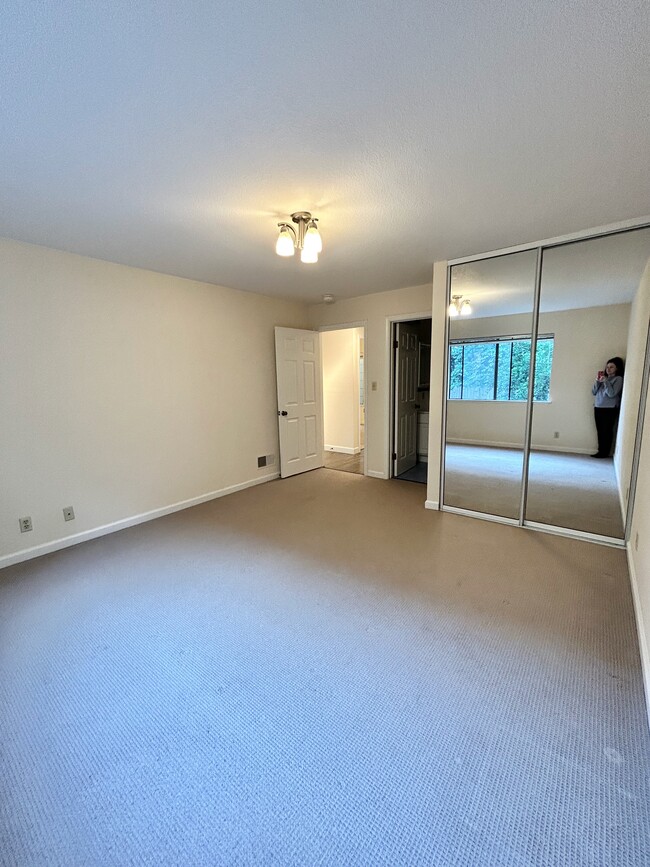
[448,295,472,317]
[275,211,322,264]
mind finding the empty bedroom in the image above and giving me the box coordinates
[2,2,650,865]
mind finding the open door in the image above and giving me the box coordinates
[394,322,419,476]
[275,327,324,478]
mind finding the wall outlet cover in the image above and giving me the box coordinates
[63,506,75,521]
[19,516,33,533]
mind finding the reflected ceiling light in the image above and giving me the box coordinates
[275,211,322,264]
[448,295,472,316]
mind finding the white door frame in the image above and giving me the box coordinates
[318,321,368,477]
[386,312,432,480]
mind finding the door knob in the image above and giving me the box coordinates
[278,410,288,416]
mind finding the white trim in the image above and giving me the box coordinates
[0,473,279,570]
[425,500,439,510]
[387,311,433,324]
[318,320,367,331]
[441,505,519,526]
[627,543,650,733]
[523,520,625,548]
[446,437,592,455]
[324,445,360,455]
[447,216,650,266]
[367,470,387,479]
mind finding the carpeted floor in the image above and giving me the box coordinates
[444,444,624,537]
[1,470,648,865]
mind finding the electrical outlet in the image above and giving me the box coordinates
[63,506,75,522]
[19,516,32,533]
[553,431,559,439]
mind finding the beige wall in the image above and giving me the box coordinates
[322,327,362,453]
[308,283,433,478]
[625,261,650,728]
[616,262,650,513]
[426,261,448,507]
[628,373,650,730]
[0,238,307,564]
[446,304,630,453]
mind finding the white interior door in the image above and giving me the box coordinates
[275,327,323,478]
[394,322,419,476]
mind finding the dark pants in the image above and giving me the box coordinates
[594,407,619,457]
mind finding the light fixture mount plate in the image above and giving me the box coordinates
[291,211,313,223]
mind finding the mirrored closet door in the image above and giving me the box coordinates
[525,227,650,539]
[443,249,537,520]
[442,223,650,543]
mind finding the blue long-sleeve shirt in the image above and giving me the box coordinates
[592,375,623,408]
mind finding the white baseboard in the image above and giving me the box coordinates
[324,445,361,455]
[367,470,387,479]
[627,543,650,734]
[0,472,280,570]
[425,500,439,510]
[446,437,592,455]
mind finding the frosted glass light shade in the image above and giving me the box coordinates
[448,302,459,316]
[276,228,295,257]
[300,247,318,264]
[460,300,472,315]
[303,223,322,254]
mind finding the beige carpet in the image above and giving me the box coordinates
[444,444,625,537]
[1,469,648,865]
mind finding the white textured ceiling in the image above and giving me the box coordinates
[450,227,650,317]
[1,1,649,301]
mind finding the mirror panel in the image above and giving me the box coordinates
[443,249,538,519]
[525,227,650,537]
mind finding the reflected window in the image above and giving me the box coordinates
[449,335,554,402]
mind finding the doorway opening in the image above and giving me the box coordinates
[321,326,366,476]
[390,317,432,484]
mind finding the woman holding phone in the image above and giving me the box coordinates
[591,357,624,458]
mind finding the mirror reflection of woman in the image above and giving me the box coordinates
[591,357,624,458]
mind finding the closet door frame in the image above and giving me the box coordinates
[439,216,650,547]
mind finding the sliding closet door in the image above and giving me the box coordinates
[443,250,538,519]
[525,228,650,538]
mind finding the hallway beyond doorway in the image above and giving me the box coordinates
[395,461,427,484]
[323,450,363,475]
